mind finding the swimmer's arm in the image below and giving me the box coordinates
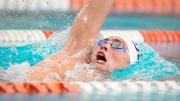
[26,0,114,81]
[62,0,114,54]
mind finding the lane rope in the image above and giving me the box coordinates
[1,81,180,94]
[0,82,78,94]
[71,0,180,15]
[0,30,180,46]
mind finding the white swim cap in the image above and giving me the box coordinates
[101,33,140,65]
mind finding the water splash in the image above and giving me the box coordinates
[0,28,70,82]
[0,62,30,83]
[65,63,106,81]
[0,28,70,70]
[0,29,179,81]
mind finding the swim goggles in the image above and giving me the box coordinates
[97,40,127,53]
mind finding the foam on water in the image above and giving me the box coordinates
[65,62,111,81]
[0,62,30,83]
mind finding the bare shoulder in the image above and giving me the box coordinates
[26,49,87,81]
[26,56,60,81]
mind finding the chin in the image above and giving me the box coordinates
[103,65,116,71]
[91,61,114,71]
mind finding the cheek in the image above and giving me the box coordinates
[110,52,129,67]
[111,52,124,61]
[104,52,120,69]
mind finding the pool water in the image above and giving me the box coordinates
[0,12,180,79]
[0,11,180,30]
[0,91,180,101]
[0,11,180,101]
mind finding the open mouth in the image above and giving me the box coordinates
[96,52,106,62]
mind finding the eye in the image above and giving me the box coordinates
[112,42,124,48]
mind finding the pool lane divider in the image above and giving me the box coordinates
[140,30,180,42]
[1,0,180,15]
[42,30,61,38]
[73,80,180,93]
[71,0,180,15]
[0,82,78,94]
[0,30,180,46]
[0,81,180,94]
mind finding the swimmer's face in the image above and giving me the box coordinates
[90,36,130,71]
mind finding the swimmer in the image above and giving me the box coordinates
[27,0,140,82]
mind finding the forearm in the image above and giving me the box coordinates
[64,0,114,54]
[72,0,114,34]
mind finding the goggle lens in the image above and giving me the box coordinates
[112,42,123,49]
[98,40,127,52]
[98,40,107,46]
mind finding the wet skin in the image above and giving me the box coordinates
[90,36,130,71]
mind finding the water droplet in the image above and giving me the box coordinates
[39,25,43,28]
[46,21,49,24]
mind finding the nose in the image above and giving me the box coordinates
[100,43,111,51]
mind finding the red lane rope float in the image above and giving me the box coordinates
[0,83,15,93]
[42,30,61,38]
[0,82,78,94]
[175,31,180,41]
[174,0,180,15]
[71,0,88,11]
[139,30,180,42]
[70,0,179,15]
[24,83,48,93]
[8,82,27,93]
